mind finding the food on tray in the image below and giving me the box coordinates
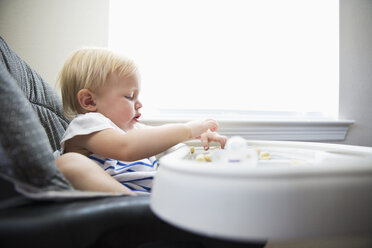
[189,136,271,164]
[191,147,271,162]
[259,151,271,160]
[190,146,195,154]
[204,153,212,162]
[252,146,271,160]
[195,153,212,162]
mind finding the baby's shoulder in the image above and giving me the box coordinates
[65,113,122,138]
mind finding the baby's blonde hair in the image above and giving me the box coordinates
[59,47,137,119]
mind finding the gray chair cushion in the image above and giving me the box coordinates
[0,64,72,193]
[0,37,122,199]
[0,36,69,151]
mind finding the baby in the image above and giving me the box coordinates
[54,47,226,195]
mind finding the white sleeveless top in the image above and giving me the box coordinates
[54,112,158,194]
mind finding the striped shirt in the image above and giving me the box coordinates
[56,112,158,194]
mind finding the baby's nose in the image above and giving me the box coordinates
[135,100,142,109]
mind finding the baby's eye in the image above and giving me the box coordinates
[125,94,134,100]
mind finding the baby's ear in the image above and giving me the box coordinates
[77,89,97,111]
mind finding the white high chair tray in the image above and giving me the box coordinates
[150,140,372,242]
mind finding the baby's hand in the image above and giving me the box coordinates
[185,119,227,150]
[186,119,218,138]
[200,129,227,150]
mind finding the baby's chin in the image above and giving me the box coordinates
[120,122,138,132]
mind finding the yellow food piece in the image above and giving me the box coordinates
[260,156,271,160]
[196,154,206,162]
[204,153,212,162]
[259,151,271,160]
[260,151,270,157]
[190,146,195,154]
[195,153,212,162]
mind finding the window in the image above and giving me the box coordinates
[109,0,339,122]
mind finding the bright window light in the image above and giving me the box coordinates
[109,0,339,120]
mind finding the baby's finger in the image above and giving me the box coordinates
[200,132,211,150]
[209,133,227,149]
[200,131,227,150]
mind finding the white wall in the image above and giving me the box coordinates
[339,0,372,146]
[1,0,372,147]
[0,0,109,87]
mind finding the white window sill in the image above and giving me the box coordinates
[140,110,354,142]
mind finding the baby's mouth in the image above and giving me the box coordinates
[134,113,141,122]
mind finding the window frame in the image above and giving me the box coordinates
[140,110,353,142]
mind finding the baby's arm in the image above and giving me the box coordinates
[69,119,226,162]
[56,152,135,195]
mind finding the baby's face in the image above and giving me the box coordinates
[94,72,142,131]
